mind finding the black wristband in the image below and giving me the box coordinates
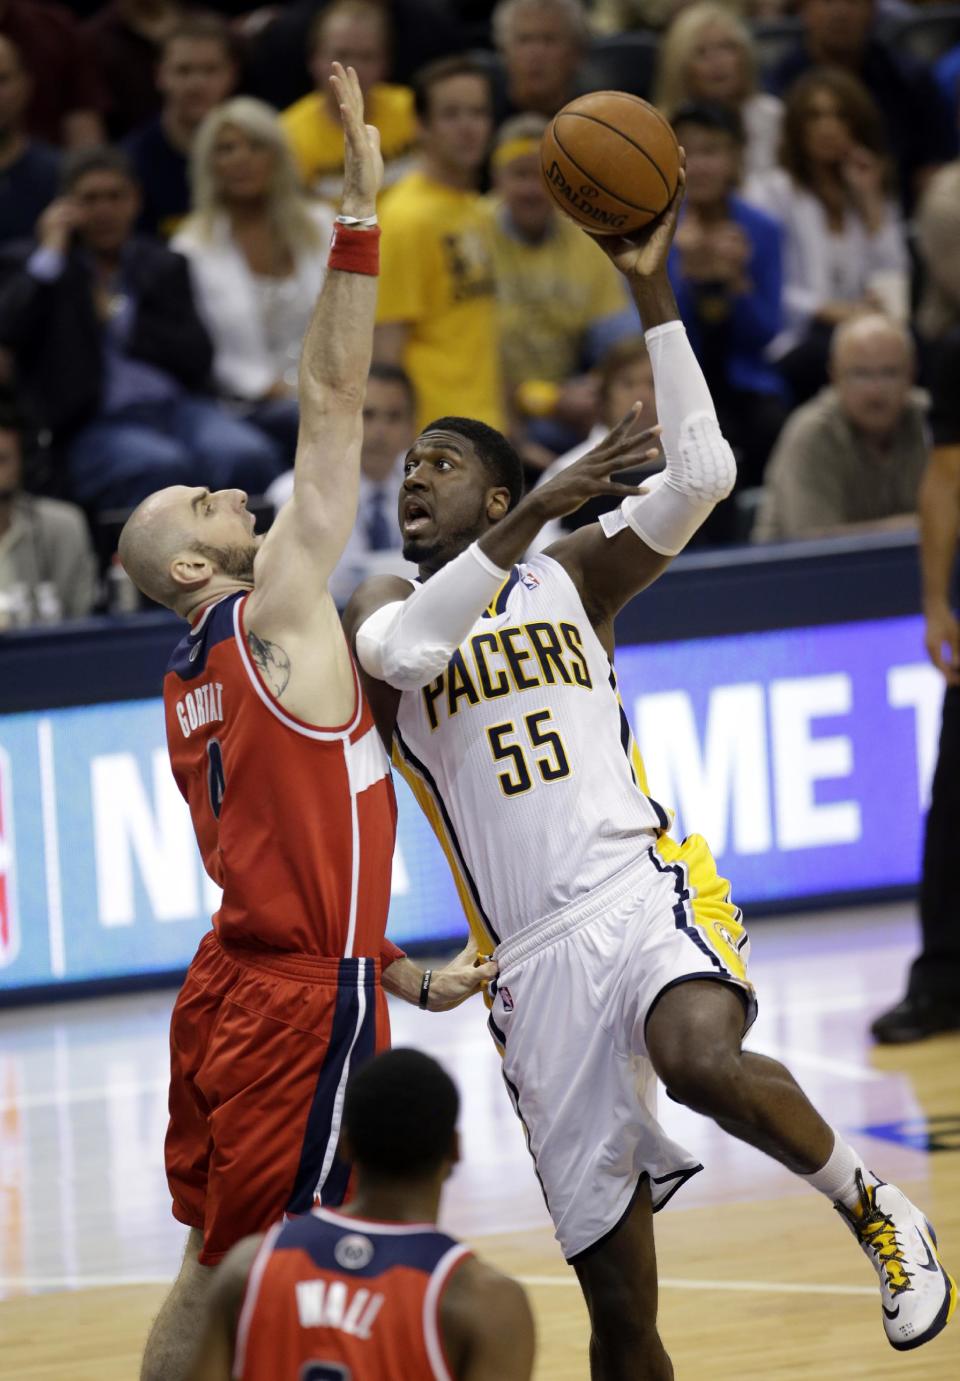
[419,969,433,1010]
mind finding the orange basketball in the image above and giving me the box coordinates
[541,91,680,235]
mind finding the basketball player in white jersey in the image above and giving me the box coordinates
[343,170,956,1375]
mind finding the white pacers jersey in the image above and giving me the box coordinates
[393,553,671,949]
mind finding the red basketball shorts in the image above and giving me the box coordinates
[165,930,390,1265]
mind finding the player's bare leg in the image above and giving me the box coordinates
[140,1227,213,1381]
[647,981,833,1171]
[573,1181,673,1381]
[646,981,957,1351]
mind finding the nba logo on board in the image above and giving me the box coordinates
[0,747,20,967]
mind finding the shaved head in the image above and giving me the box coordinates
[830,312,913,372]
[119,484,260,614]
[118,489,192,608]
[829,312,914,439]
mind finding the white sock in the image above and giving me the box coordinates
[801,1132,872,1209]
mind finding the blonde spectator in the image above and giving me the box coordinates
[485,113,634,467]
[654,3,784,181]
[173,97,333,463]
[280,0,416,205]
[743,66,908,404]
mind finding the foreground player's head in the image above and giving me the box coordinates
[341,1049,461,1187]
[118,485,260,614]
[399,417,525,574]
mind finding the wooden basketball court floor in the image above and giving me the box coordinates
[1,902,958,1380]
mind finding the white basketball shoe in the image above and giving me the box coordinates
[835,1170,957,1350]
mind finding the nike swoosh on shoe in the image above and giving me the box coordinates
[916,1229,940,1272]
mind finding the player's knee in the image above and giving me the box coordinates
[659,1043,742,1115]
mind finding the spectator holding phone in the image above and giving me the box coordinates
[0,147,286,512]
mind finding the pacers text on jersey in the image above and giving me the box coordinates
[175,682,225,738]
[421,620,593,730]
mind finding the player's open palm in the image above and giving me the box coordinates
[331,61,383,211]
[532,405,661,520]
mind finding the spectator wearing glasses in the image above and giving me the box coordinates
[754,313,927,541]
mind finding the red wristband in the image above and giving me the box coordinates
[328,222,380,276]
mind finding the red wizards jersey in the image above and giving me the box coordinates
[163,592,397,957]
[234,1209,471,1381]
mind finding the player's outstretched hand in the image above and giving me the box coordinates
[428,937,499,1011]
[330,61,383,217]
[530,404,661,521]
[590,151,686,282]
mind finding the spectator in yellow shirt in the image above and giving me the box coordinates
[280,0,416,205]
[486,113,636,465]
[375,55,503,431]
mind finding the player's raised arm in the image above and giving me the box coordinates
[250,62,383,616]
[544,159,739,650]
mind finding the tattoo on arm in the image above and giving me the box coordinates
[246,631,291,698]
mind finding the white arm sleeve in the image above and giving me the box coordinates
[599,320,736,556]
[355,541,508,690]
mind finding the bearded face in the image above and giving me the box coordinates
[192,539,258,583]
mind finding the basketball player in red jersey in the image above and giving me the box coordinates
[186,1048,534,1381]
[118,67,495,1381]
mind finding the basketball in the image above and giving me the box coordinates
[541,91,681,236]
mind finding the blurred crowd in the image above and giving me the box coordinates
[1,0,959,625]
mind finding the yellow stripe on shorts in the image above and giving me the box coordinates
[653,833,750,983]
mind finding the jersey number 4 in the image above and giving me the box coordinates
[207,738,226,819]
[487,709,571,797]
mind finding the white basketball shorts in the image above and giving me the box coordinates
[487,832,757,1261]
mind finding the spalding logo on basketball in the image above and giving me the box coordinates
[334,1233,375,1270]
[541,90,680,236]
[543,163,630,231]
